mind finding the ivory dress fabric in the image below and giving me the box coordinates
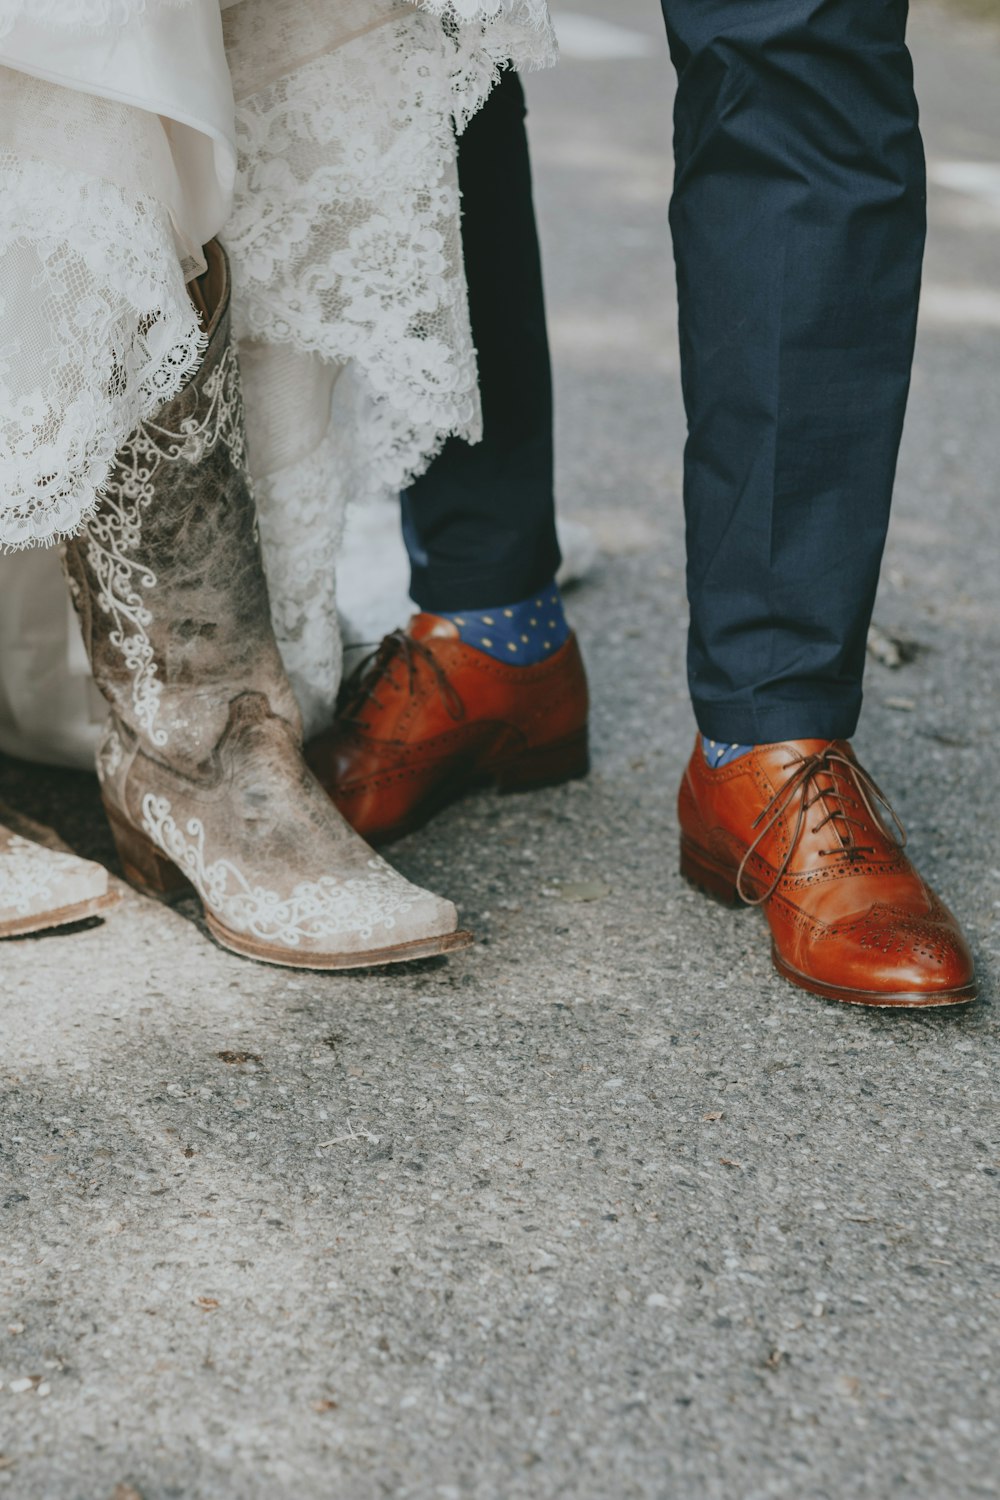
[0,0,555,763]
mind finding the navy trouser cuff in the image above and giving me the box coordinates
[692,695,863,747]
[409,547,562,615]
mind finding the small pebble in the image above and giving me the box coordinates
[558,880,610,902]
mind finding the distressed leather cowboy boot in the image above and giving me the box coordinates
[0,810,117,938]
[63,241,469,970]
[307,612,589,844]
[678,738,977,1007]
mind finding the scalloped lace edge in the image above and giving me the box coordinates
[0,153,206,553]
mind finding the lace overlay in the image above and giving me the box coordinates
[419,0,555,129]
[228,5,469,726]
[222,0,555,726]
[0,0,556,732]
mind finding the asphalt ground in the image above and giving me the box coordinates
[1,3,998,1496]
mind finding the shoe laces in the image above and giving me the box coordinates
[736,747,906,906]
[339,630,465,727]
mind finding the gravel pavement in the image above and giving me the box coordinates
[1,3,998,1496]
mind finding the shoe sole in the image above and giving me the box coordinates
[343,727,591,846]
[679,836,978,1009]
[106,800,473,971]
[206,915,473,971]
[0,887,121,939]
[770,947,977,1008]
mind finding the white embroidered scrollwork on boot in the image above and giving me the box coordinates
[98,692,461,966]
[65,339,247,748]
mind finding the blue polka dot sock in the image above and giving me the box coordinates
[702,737,755,769]
[437,580,570,666]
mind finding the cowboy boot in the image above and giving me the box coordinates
[63,241,470,970]
[0,806,117,939]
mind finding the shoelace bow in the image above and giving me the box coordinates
[339,630,465,727]
[736,748,906,906]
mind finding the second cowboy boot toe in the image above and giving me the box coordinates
[0,813,119,939]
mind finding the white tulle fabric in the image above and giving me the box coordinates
[0,0,555,755]
[0,0,194,38]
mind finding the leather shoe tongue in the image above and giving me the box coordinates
[773,738,849,759]
[408,613,460,642]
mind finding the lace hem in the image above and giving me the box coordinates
[249,347,464,739]
[0,150,205,552]
[254,416,348,740]
[229,13,481,419]
[220,5,558,731]
[422,0,557,129]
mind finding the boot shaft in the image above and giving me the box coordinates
[64,240,300,774]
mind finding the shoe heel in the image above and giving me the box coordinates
[679,837,742,908]
[103,803,193,903]
[494,728,590,793]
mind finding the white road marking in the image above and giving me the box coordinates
[929,159,1000,207]
[920,284,1000,328]
[551,11,659,61]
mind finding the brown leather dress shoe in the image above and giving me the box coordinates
[678,737,977,1007]
[307,614,590,843]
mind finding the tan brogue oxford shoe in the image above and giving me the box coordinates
[678,738,977,1007]
[307,613,590,844]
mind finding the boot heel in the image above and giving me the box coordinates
[679,837,743,908]
[494,729,590,793]
[103,803,192,903]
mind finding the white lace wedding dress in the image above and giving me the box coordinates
[0,0,556,766]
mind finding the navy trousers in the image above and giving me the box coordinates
[663,0,925,742]
[402,72,561,612]
[406,1,926,742]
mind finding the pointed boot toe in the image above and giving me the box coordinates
[103,705,472,971]
[392,888,463,947]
